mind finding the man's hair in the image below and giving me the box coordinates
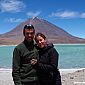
[23,24,35,35]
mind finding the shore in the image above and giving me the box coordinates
[0,68,85,85]
[61,69,85,85]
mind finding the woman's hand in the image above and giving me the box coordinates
[30,59,37,65]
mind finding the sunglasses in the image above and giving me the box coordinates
[24,24,34,29]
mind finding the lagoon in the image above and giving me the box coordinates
[0,44,85,69]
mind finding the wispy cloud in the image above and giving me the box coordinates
[49,10,85,19]
[80,13,85,18]
[0,0,25,13]
[7,18,24,23]
[27,11,41,18]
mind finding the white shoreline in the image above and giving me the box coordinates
[59,68,85,74]
[0,68,85,74]
[54,43,85,45]
[0,43,85,46]
[0,68,85,85]
[0,45,17,47]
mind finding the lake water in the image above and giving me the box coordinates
[0,44,85,69]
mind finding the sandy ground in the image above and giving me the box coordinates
[0,69,85,85]
[61,69,85,85]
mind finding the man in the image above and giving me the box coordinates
[12,24,39,85]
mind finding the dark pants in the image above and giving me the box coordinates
[56,78,62,85]
[22,81,40,85]
[55,71,62,85]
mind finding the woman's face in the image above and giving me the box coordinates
[35,36,46,48]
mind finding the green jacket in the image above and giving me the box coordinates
[12,40,39,85]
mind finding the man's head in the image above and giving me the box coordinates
[23,24,35,42]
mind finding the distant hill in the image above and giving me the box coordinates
[0,17,85,45]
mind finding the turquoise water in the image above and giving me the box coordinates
[55,44,85,69]
[0,46,15,68]
[0,44,85,69]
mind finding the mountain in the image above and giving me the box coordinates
[0,17,85,45]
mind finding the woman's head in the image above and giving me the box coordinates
[35,33,47,48]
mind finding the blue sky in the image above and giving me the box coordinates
[0,0,85,38]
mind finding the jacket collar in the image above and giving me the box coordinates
[24,39,34,51]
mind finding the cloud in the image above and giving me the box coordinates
[7,18,24,23]
[27,11,41,18]
[0,0,25,13]
[80,13,85,18]
[49,10,85,19]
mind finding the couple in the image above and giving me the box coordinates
[12,24,62,85]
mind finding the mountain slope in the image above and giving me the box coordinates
[0,17,85,45]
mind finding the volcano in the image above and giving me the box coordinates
[0,17,85,45]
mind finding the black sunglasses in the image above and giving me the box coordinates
[24,24,34,29]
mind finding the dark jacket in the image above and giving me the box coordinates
[35,43,62,85]
[12,40,39,85]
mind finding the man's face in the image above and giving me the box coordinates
[24,29,35,42]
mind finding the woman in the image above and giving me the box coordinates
[31,33,62,85]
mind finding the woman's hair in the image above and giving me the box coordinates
[35,33,46,41]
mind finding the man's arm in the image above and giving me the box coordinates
[12,47,22,85]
